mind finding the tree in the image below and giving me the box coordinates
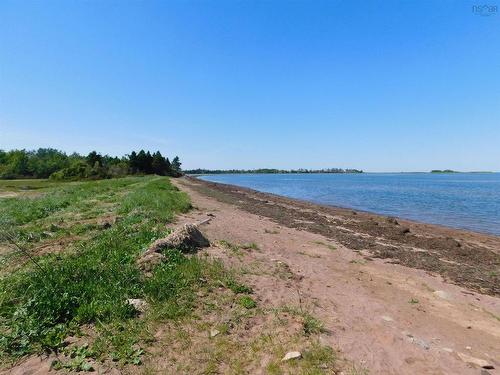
[86,151,103,167]
[171,156,182,176]
[152,151,169,175]
[129,151,139,173]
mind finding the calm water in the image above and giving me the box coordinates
[198,173,500,236]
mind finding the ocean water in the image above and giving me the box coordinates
[198,173,500,236]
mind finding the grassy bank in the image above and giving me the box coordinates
[0,177,248,369]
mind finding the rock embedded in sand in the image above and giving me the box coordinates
[433,290,450,300]
[210,328,220,337]
[148,223,210,253]
[282,351,302,361]
[456,352,494,369]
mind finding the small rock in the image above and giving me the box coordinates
[210,328,220,337]
[282,351,302,361]
[381,315,394,322]
[127,298,148,313]
[433,290,450,300]
[415,339,430,350]
[442,347,454,353]
[465,346,472,350]
[456,352,494,369]
[399,227,410,235]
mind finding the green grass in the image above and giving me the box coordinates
[0,176,251,369]
[238,296,257,309]
[0,179,62,192]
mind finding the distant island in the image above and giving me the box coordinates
[184,168,363,175]
[430,170,494,173]
[430,169,458,173]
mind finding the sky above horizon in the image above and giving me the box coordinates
[1,1,499,172]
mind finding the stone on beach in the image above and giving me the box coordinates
[148,223,210,253]
[282,351,302,361]
[456,352,494,369]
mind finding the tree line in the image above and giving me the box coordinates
[0,148,182,180]
[184,168,363,174]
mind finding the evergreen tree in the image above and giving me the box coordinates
[171,156,182,176]
[129,151,138,173]
[86,151,103,167]
[152,151,168,175]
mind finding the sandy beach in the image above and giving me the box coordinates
[172,176,500,374]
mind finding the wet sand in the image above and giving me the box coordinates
[186,176,500,296]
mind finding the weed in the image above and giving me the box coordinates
[238,296,257,309]
[241,242,260,251]
[302,314,325,336]
[409,298,419,304]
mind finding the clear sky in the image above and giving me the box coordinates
[1,0,499,172]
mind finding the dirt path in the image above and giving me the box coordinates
[173,177,500,375]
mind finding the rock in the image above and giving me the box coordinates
[282,351,302,361]
[127,298,148,313]
[148,224,209,253]
[399,227,410,235]
[442,347,454,353]
[137,252,166,273]
[381,315,394,322]
[457,352,494,369]
[99,216,116,229]
[210,328,220,337]
[465,346,472,350]
[433,290,450,300]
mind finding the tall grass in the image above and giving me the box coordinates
[0,176,201,361]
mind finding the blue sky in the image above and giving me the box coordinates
[1,0,499,172]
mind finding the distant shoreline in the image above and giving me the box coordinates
[187,171,497,176]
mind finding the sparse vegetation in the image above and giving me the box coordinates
[313,240,337,251]
[238,296,257,309]
[241,242,260,251]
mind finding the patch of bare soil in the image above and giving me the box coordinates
[173,177,500,375]
[185,177,500,296]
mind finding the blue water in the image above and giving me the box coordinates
[198,173,500,236]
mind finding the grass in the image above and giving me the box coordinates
[0,176,251,370]
[238,296,257,309]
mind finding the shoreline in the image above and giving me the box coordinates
[186,176,500,296]
[193,174,500,238]
[173,176,500,374]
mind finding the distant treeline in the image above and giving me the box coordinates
[430,169,458,173]
[0,148,182,180]
[184,168,363,175]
